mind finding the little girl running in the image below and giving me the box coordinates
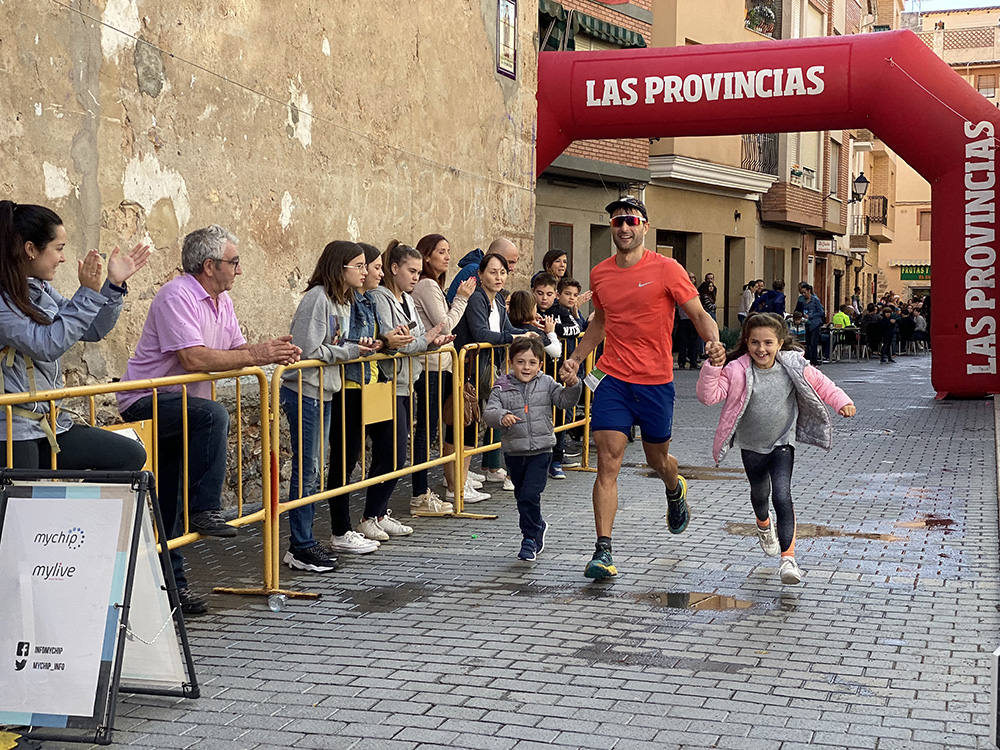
[697,313,856,584]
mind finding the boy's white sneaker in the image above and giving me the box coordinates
[330,530,379,554]
[377,510,413,537]
[356,518,389,542]
[779,556,802,585]
[756,521,780,557]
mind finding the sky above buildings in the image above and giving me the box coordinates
[905,0,1000,10]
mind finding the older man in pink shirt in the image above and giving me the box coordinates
[119,225,299,614]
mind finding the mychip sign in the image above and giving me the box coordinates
[899,264,931,281]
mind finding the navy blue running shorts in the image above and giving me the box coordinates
[590,375,675,443]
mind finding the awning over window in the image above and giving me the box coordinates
[575,11,646,48]
[539,0,646,52]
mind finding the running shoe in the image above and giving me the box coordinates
[518,537,537,561]
[756,520,780,557]
[284,545,339,573]
[584,545,617,579]
[548,462,566,480]
[190,510,237,538]
[666,475,690,534]
[535,520,548,554]
[779,556,802,585]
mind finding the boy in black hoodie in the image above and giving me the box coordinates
[548,278,589,473]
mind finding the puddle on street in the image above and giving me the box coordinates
[894,515,956,532]
[725,521,908,542]
[639,591,754,611]
[634,464,745,480]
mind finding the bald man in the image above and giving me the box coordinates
[446,237,520,303]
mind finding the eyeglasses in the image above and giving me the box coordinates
[344,263,367,271]
[610,215,645,228]
[216,256,240,269]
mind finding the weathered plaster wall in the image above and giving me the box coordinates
[0,1,537,384]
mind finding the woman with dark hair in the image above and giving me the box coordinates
[0,200,149,469]
[452,253,531,502]
[541,249,568,280]
[324,242,414,554]
[411,233,478,508]
[279,240,380,572]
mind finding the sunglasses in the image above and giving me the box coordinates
[610,215,645,228]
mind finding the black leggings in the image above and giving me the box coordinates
[4,423,146,470]
[740,446,795,554]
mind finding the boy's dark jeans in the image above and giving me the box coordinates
[505,452,551,541]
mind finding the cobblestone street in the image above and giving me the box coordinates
[48,354,1000,749]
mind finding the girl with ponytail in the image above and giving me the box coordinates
[0,200,150,469]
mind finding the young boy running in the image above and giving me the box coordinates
[483,338,583,560]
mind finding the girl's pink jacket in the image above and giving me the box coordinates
[696,350,853,465]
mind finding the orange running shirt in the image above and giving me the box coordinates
[590,250,698,385]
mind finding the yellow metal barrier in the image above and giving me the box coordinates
[0,368,275,592]
[268,348,463,597]
[453,338,595,512]
[0,340,595,603]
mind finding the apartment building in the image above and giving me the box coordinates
[534,0,652,282]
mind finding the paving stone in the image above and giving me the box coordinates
[69,357,996,749]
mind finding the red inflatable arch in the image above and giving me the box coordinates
[536,30,999,397]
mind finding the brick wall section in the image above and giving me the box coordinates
[761,181,824,228]
[564,138,649,170]
[560,0,652,172]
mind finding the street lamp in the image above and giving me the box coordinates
[850,172,870,203]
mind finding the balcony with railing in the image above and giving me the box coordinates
[741,132,778,176]
[745,0,782,40]
[850,195,892,244]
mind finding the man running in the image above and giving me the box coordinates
[559,196,723,579]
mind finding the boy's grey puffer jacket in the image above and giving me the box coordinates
[483,372,582,455]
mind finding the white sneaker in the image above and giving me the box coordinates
[468,478,484,490]
[755,521,780,557]
[447,482,491,504]
[483,468,508,483]
[779,556,802,585]
[357,517,390,542]
[330,530,379,554]
[468,470,486,483]
[502,477,514,492]
[410,491,454,514]
[378,510,413,536]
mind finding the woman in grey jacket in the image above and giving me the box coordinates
[0,201,149,469]
[362,241,453,539]
[279,240,380,572]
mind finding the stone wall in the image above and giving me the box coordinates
[0,1,537,387]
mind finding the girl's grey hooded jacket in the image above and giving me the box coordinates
[367,286,431,397]
[280,285,361,401]
[483,371,582,455]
